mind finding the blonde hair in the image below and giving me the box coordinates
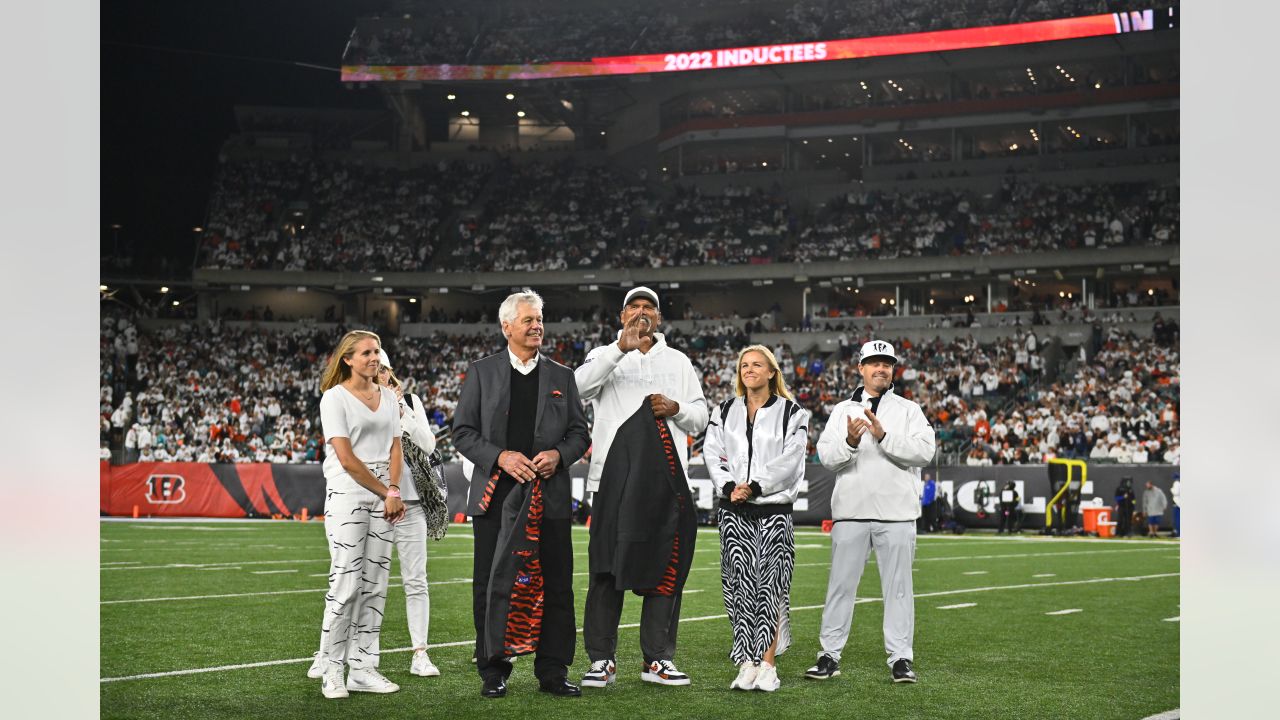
[321,330,382,391]
[734,344,793,400]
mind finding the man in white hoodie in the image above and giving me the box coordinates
[575,286,709,688]
[807,340,936,685]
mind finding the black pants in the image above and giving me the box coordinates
[1116,504,1133,536]
[999,506,1018,533]
[472,478,576,683]
[583,572,683,666]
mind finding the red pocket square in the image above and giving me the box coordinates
[551,390,563,398]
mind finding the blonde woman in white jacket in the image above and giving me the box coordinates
[704,345,810,693]
[309,350,442,681]
[807,340,936,685]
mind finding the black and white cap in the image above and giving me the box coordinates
[858,340,898,364]
[623,286,660,311]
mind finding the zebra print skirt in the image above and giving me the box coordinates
[718,506,795,664]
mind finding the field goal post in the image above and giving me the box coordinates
[1045,458,1087,531]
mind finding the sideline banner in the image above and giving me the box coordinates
[103,461,1177,529]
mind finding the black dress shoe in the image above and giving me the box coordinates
[481,677,507,698]
[538,678,582,697]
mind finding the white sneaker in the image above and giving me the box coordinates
[753,662,780,692]
[411,649,440,677]
[641,659,691,686]
[320,665,349,699]
[346,667,400,694]
[306,652,325,679]
[581,658,616,688]
[730,662,758,690]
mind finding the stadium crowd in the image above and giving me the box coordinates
[195,155,1178,272]
[101,302,1178,469]
[789,179,1178,263]
[198,157,490,272]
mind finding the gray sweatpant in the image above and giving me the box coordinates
[816,520,915,667]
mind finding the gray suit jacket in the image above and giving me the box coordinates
[451,351,590,520]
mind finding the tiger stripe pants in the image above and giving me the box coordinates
[317,484,394,670]
[718,507,795,664]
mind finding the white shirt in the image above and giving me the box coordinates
[817,386,937,521]
[575,331,709,492]
[320,384,399,495]
[508,349,539,376]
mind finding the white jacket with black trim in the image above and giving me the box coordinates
[575,331,709,493]
[816,385,937,522]
[704,394,810,507]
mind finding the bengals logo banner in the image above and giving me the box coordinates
[103,463,326,518]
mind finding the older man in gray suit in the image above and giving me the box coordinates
[452,290,591,699]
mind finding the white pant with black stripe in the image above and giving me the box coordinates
[817,520,916,667]
[718,508,795,664]
[317,484,395,670]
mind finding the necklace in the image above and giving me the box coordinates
[348,383,379,401]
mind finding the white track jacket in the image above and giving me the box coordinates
[704,395,810,506]
[817,385,937,522]
[575,332,709,493]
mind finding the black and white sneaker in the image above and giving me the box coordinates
[641,659,691,686]
[891,658,917,683]
[804,654,840,680]
[581,659,616,688]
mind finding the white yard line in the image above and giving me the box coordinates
[102,547,1175,604]
[1033,573,1056,578]
[937,603,977,610]
[100,571,1177,683]
[249,570,297,575]
[962,571,988,575]
[1046,608,1084,615]
[1139,711,1179,720]
[103,558,329,571]
[1163,616,1180,622]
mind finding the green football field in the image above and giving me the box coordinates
[100,520,1179,719]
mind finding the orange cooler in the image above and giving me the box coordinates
[1082,506,1110,533]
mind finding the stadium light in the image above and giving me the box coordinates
[409,298,417,303]
[160,286,170,294]
[99,284,108,292]
[192,226,203,232]
[172,300,180,307]
[460,110,470,117]
[447,93,456,100]
[505,93,515,100]
[517,111,526,117]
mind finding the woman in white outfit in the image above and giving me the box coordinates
[313,330,406,699]
[308,348,443,680]
[377,349,443,678]
[704,345,809,693]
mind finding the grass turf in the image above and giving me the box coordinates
[101,521,1179,719]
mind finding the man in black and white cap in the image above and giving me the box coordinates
[807,340,936,684]
[575,285,709,688]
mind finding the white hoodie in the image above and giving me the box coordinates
[575,331,709,493]
[817,385,937,522]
